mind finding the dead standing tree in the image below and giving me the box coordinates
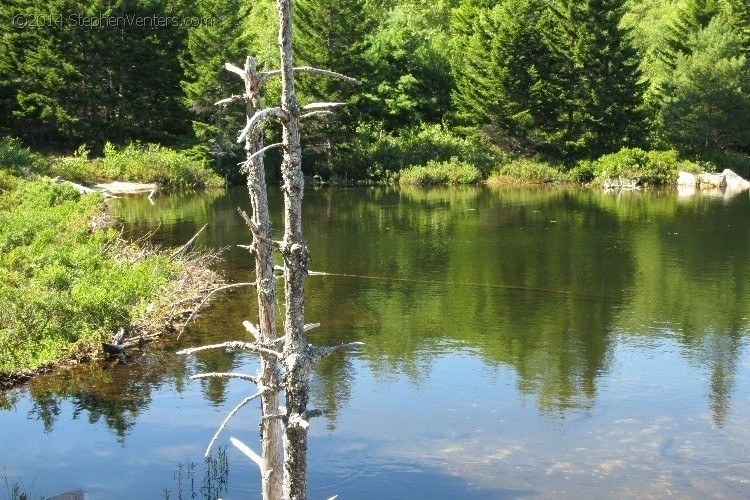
[178,1,361,499]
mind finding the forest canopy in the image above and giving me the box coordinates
[1,0,748,180]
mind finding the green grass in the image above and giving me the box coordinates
[398,159,483,186]
[45,142,223,189]
[0,171,187,374]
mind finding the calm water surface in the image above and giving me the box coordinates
[2,186,750,499]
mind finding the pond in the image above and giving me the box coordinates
[2,185,750,499]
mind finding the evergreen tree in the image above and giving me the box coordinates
[181,0,251,178]
[656,0,721,71]
[452,0,563,153]
[547,0,644,158]
[362,2,453,130]
[291,0,374,176]
[657,16,750,154]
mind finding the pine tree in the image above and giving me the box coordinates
[181,0,252,178]
[657,16,750,154]
[657,0,722,71]
[547,0,644,158]
[452,0,564,153]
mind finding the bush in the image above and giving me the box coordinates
[590,148,700,187]
[0,137,44,176]
[488,159,570,185]
[101,143,223,189]
[344,123,501,182]
[46,143,223,189]
[398,159,482,186]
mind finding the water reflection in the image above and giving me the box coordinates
[1,186,749,498]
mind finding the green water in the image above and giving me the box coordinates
[2,186,750,498]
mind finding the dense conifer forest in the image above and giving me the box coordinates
[1,0,749,182]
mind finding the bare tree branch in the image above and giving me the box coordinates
[190,372,260,384]
[215,94,248,107]
[243,320,261,340]
[300,111,335,121]
[204,389,268,457]
[231,437,264,471]
[240,142,284,168]
[178,341,282,358]
[301,102,347,111]
[225,62,246,80]
[237,108,289,144]
[261,66,360,86]
[238,208,280,249]
[304,323,321,332]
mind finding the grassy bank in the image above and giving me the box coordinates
[42,141,223,189]
[0,141,221,384]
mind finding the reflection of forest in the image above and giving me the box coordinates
[22,187,749,440]
[303,187,750,422]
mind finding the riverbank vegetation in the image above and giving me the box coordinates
[0,142,221,384]
[0,0,749,185]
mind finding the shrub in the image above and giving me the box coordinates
[101,143,223,189]
[590,148,700,187]
[398,159,482,186]
[0,137,44,176]
[46,143,223,189]
[488,159,570,185]
[344,123,501,182]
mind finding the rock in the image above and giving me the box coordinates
[721,169,750,190]
[676,171,697,187]
[699,172,727,189]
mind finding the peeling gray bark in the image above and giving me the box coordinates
[274,1,312,498]
[241,56,284,500]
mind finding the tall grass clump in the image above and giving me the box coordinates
[398,159,482,186]
[0,137,44,176]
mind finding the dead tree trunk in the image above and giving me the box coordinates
[241,56,284,500]
[179,2,362,498]
[275,1,310,498]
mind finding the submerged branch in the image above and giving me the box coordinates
[177,283,255,339]
[190,372,259,384]
[310,342,365,363]
[170,223,208,260]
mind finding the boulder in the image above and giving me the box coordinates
[721,169,750,190]
[699,172,727,189]
[676,171,697,187]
